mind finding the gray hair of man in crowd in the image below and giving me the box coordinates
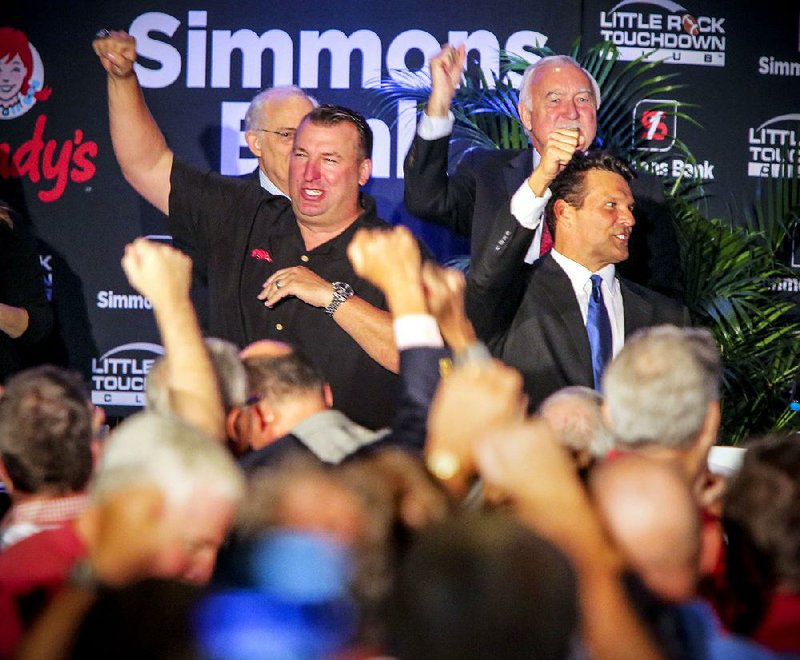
[518,55,602,111]
[538,385,614,462]
[146,337,247,415]
[603,325,722,450]
[243,85,320,132]
[91,411,245,506]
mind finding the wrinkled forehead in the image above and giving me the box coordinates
[262,93,315,123]
[529,61,593,96]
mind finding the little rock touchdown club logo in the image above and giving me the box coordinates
[91,342,164,407]
[599,0,726,67]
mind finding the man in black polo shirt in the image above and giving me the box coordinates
[94,31,400,429]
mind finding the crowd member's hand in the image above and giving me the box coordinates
[92,30,137,79]
[121,238,192,309]
[426,44,466,117]
[426,359,526,498]
[348,226,426,315]
[348,225,423,294]
[420,262,475,352]
[258,266,339,309]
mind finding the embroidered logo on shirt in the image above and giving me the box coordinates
[250,248,272,262]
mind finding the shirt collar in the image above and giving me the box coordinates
[259,169,289,198]
[550,249,618,296]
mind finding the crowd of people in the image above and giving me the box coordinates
[0,29,797,659]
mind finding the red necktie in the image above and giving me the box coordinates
[539,222,553,256]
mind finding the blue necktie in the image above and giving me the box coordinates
[586,274,612,391]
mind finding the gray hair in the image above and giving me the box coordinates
[539,385,614,458]
[146,338,247,415]
[243,86,319,132]
[603,325,721,450]
[518,55,601,111]
[92,412,244,506]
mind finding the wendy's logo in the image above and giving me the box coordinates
[0,27,51,120]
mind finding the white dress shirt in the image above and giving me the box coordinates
[550,250,625,357]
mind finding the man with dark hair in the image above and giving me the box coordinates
[0,365,98,549]
[390,512,578,660]
[236,340,382,471]
[93,31,412,430]
[467,150,688,410]
[404,47,681,299]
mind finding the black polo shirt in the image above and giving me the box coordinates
[168,159,399,430]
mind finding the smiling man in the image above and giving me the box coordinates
[93,31,405,430]
[405,48,682,299]
[466,151,689,410]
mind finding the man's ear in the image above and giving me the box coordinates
[518,100,532,132]
[244,131,262,159]
[358,158,372,186]
[553,198,573,228]
[323,383,334,409]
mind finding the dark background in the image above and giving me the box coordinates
[2,1,799,414]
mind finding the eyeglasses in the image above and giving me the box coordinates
[253,128,296,143]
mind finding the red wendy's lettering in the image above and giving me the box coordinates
[0,114,98,203]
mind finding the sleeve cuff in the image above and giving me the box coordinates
[418,111,455,141]
[510,181,551,230]
[394,314,444,349]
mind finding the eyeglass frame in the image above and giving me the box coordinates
[251,128,296,142]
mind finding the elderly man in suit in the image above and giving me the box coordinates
[404,46,681,299]
[466,150,688,411]
[241,86,318,196]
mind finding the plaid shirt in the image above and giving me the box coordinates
[0,493,88,550]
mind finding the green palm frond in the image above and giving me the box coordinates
[670,193,800,444]
[373,37,800,444]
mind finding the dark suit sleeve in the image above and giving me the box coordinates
[465,205,533,347]
[403,133,476,238]
[373,345,451,452]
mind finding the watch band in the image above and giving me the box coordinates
[325,282,354,317]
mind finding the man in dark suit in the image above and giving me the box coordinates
[466,151,689,412]
[404,46,681,300]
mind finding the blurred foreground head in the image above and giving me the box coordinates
[88,412,244,585]
[389,511,579,660]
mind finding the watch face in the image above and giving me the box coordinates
[335,282,354,298]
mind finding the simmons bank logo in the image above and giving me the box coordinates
[747,114,800,179]
[599,0,726,67]
[91,342,164,407]
[634,99,715,180]
[0,27,98,202]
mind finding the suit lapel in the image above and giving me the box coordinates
[537,256,594,383]
[620,279,654,336]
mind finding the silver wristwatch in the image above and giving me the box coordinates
[325,281,354,317]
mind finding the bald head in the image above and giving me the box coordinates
[590,454,701,602]
[240,339,293,361]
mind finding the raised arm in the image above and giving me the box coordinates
[92,31,173,215]
[121,239,225,439]
[403,44,476,236]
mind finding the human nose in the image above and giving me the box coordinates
[563,98,579,119]
[304,157,321,181]
[620,206,635,226]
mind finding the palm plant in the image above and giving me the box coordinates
[670,168,800,443]
[376,41,800,443]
